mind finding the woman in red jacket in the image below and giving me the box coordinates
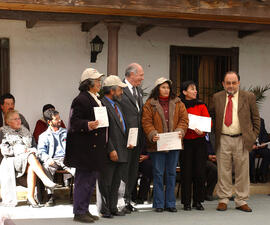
[180,80,210,211]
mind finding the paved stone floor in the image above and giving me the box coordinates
[1,194,270,225]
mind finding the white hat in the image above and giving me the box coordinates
[154,77,172,87]
[103,75,128,88]
[80,68,104,82]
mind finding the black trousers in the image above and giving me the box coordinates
[124,147,141,203]
[132,158,153,201]
[98,161,127,214]
[205,161,217,197]
[180,137,207,205]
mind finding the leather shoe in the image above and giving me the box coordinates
[101,213,114,218]
[155,208,164,213]
[111,210,125,216]
[192,202,204,211]
[165,207,177,212]
[74,214,94,223]
[216,203,227,211]
[122,206,131,214]
[236,204,252,212]
[126,203,138,212]
[86,211,99,220]
[183,204,191,211]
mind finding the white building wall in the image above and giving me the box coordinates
[0,20,269,131]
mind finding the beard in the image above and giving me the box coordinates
[112,94,122,102]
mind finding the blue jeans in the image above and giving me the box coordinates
[150,150,179,208]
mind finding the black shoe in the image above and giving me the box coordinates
[155,208,164,213]
[74,214,94,223]
[183,204,191,211]
[45,196,55,207]
[122,206,132,214]
[165,207,177,212]
[126,203,138,212]
[111,210,125,216]
[86,211,99,220]
[101,213,114,219]
[193,202,204,210]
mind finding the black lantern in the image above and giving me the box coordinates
[90,35,104,63]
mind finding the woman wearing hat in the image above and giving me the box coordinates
[142,77,188,212]
[179,80,210,211]
[64,68,106,223]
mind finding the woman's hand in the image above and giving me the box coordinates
[178,132,183,139]
[88,120,99,130]
[152,134,160,142]
[194,128,203,136]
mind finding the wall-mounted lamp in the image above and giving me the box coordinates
[90,35,104,63]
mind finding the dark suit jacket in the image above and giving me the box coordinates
[64,91,107,172]
[101,97,128,163]
[258,118,270,145]
[119,83,144,149]
[0,111,30,130]
[211,90,260,151]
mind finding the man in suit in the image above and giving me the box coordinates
[211,71,260,212]
[98,75,131,218]
[249,118,270,183]
[119,63,144,213]
[0,93,29,129]
[64,68,107,223]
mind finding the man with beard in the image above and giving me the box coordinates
[38,109,73,207]
[98,75,133,218]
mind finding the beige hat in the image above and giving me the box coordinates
[103,75,128,88]
[154,77,172,87]
[80,68,104,82]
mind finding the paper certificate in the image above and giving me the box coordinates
[157,132,182,151]
[127,128,138,147]
[94,107,109,128]
[257,141,270,148]
[188,114,211,133]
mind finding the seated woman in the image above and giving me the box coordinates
[0,110,57,207]
[33,104,66,143]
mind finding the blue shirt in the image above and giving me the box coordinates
[51,128,66,158]
[105,96,126,132]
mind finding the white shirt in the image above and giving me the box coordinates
[88,91,102,107]
[125,78,140,111]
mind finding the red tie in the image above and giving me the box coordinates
[224,95,233,127]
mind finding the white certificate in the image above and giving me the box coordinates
[188,114,211,133]
[157,132,182,151]
[127,128,138,147]
[257,141,270,148]
[94,107,109,128]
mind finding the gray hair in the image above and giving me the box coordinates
[78,78,96,92]
[125,65,138,77]
[103,85,118,95]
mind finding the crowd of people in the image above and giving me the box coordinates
[0,63,267,223]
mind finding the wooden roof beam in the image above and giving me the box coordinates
[26,19,37,28]
[81,22,99,32]
[136,24,155,36]
[238,30,259,38]
[188,27,210,37]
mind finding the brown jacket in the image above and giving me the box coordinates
[142,97,189,152]
[210,90,260,151]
